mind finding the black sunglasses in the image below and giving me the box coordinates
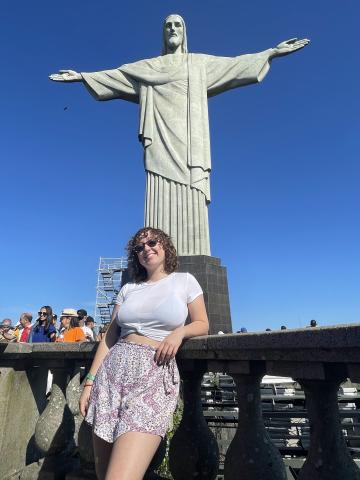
[133,239,158,254]
[38,311,47,316]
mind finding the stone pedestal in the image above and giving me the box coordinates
[178,255,232,334]
[169,362,219,479]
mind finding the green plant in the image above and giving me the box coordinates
[155,402,184,479]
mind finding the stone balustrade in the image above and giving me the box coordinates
[1,323,360,479]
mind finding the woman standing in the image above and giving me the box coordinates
[79,227,209,480]
[29,306,56,343]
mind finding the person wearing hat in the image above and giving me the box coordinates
[60,308,86,342]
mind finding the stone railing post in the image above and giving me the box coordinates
[0,364,48,480]
[75,420,96,480]
[33,365,77,478]
[224,364,287,480]
[66,365,96,479]
[298,366,360,480]
[169,360,219,480]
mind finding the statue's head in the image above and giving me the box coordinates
[162,14,188,55]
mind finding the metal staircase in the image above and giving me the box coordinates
[94,257,128,325]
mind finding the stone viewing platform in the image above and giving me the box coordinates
[1,324,360,479]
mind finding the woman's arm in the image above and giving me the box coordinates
[86,305,121,376]
[184,295,209,337]
[155,295,209,365]
[79,304,121,416]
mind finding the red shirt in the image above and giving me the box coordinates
[20,325,32,342]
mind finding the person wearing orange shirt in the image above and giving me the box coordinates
[59,308,86,342]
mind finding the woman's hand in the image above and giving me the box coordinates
[155,328,184,365]
[79,385,92,417]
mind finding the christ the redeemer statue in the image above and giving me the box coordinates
[50,14,309,256]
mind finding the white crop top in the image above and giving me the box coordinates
[115,272,203,342]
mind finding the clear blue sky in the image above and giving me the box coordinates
[1,0,359,331]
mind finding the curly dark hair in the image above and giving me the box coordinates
[126,227,178,283]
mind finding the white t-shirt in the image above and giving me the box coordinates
[115,272,203,342]
[81,325,95,341]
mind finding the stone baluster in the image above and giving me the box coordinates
[169,360,219,480]
[66,365,83,417]
[224,369,287,480]
[75,421,97,480]
[0,365,48,480]
[298,371,360,480]
[66,365,84,454]
[66,366,96,479]
[33,365,77,478]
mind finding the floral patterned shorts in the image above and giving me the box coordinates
[85,340,180,443]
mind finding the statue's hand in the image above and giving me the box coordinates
[272,38,310,58]
[49,70,82,82]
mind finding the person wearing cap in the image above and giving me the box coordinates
[83,316,96,341]
[78,309,94,341]
[77,309,88,327]
[60,309,86,342]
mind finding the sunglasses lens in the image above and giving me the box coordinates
[134,239,158,253]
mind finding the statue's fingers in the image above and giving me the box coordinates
[292,40,308,49]
[285,37,298,44]
[293,39,310,48]
[49,74,64,81]
[292,44,306,51]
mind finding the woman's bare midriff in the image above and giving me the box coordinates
[122,332,161,348]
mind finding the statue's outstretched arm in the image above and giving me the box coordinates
[49,70,82,82]
[270,38,310,59]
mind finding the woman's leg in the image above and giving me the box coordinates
[105,431,161,480]
[93,433,113,480]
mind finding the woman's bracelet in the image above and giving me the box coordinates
[84,383,93,388]
[85,372,96,382]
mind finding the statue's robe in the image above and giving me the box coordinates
[81,50,272,255]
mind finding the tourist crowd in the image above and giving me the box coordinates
[1,309,318,343]
[0,306,110,343]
